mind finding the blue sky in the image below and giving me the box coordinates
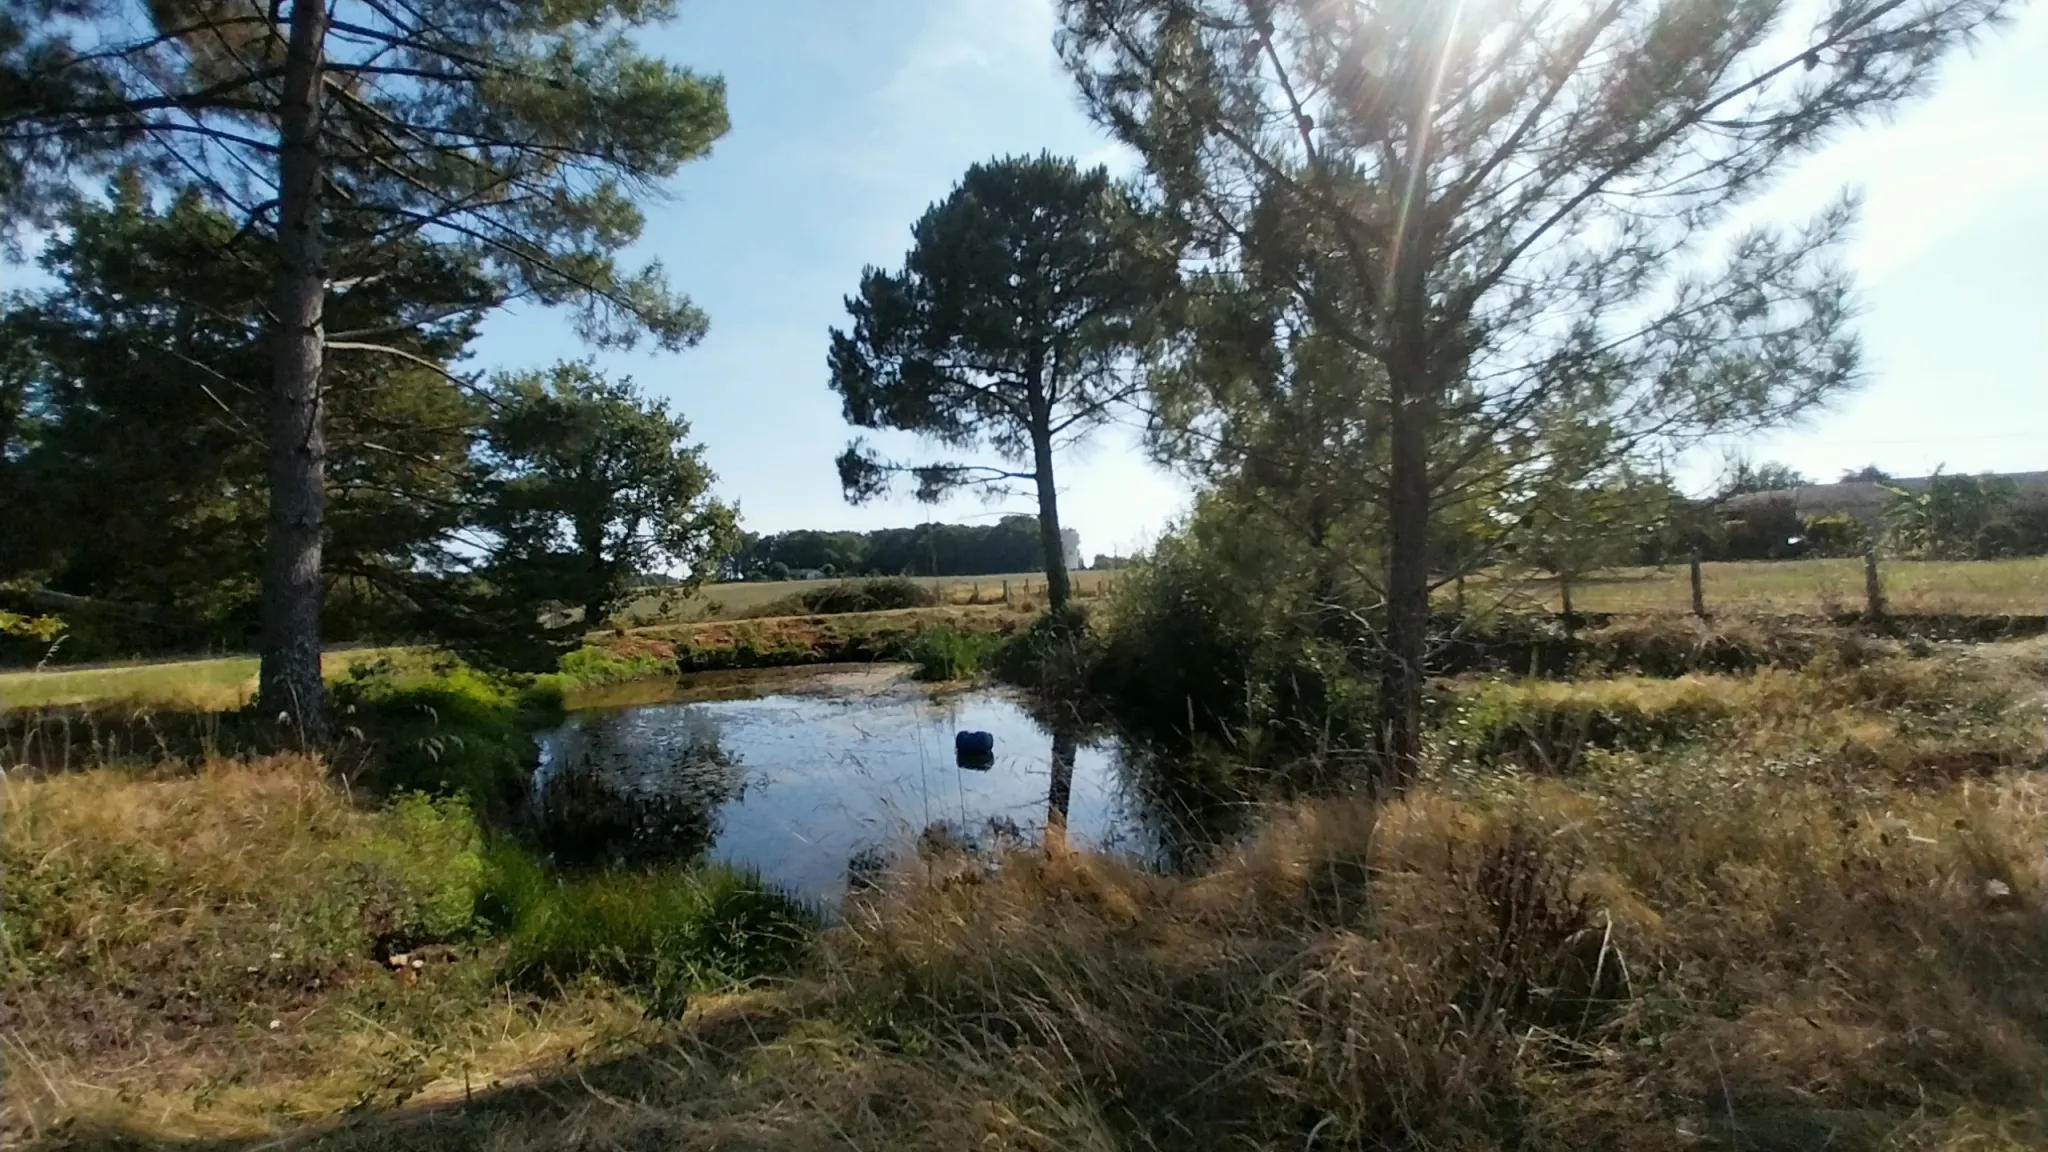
[476,0,1183,561]
[13,1,2033,559]
[475,0,2044,557]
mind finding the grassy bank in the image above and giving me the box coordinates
[0,603,1027,713]
[617,569,1121,625]
[0,647,413,711]
[631,603,1025,674]
[1,756,814,1145]
[8,635,2047,1149]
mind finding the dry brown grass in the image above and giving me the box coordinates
[0,757,646,1145]
[13,647,2048,1151]
[246,757,2048,1151]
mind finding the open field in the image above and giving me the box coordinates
[0,648,414,711]
[617,568,1122,624]
[6,558,2044,711]
[1477,556,2048,617]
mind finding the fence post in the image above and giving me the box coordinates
[1863,545,1886,621]
[1689,552,1706,617]
[1002,579,1010,605]
[1560,575,1576,639]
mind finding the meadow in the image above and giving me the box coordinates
[1481,555,2048,617]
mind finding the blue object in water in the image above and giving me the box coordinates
[954,730,994,757]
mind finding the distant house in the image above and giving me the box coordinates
[1722,471,2048,525]
[1059,528,1082,572]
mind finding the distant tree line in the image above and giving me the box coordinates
[728,516,1087,582]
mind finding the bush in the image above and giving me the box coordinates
[355,792,488,945]
[1088,506,1374,750]
[334,661,561,814]
[908,625,1009,681]
[1802,511,1870,557]
[1434,676,1736,772]
[546,644,673,690]
[754,577,942,618]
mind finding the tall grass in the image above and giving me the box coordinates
[10,639,2048,1149]
[2,755,816,1142]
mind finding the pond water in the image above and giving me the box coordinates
[532,665,1179,902]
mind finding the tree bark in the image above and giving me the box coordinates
[1027,398,1071,617]
[1376,115,1440,793]
[257,0,330,743]
[1379,366,1431,792]
[580,522,609,630]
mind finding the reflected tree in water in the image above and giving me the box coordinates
[530,708,745,868]
[1046,727,1079,852]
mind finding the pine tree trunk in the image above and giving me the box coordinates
[1377,118,1438,794]
[1379,373,1431,792]
[1027,409,1071,617]
[257,0,329,743]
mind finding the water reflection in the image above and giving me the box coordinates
[528,667,1190,901]
[531,708,742,867]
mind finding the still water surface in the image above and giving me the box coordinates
[533,665,1169,900]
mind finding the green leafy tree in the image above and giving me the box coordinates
[470,362,736,652]
[1718,457,1814,498]
[0,181,481,654]
[829,152,1171,615]
[1840,464,1892,483]
[3,0,727,736]
[1882,470,2016,560]
[1060,0,1996,784]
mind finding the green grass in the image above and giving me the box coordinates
[3,754,816,1142]
[482,843,815,1018]
[1472,555,2048,616]
[0,646,411,710]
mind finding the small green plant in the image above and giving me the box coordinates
[546,645,673,690]
[355,793,488,945]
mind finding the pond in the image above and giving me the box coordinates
[531,664,1190,902]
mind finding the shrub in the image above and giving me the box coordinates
[334,661,560,813]
[355,792,488,945]
[1434,676,1736,772]
[908,625,1009,681]
[1088,506,1374,751]
[547,645,673,690]
[752,577,942,618]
